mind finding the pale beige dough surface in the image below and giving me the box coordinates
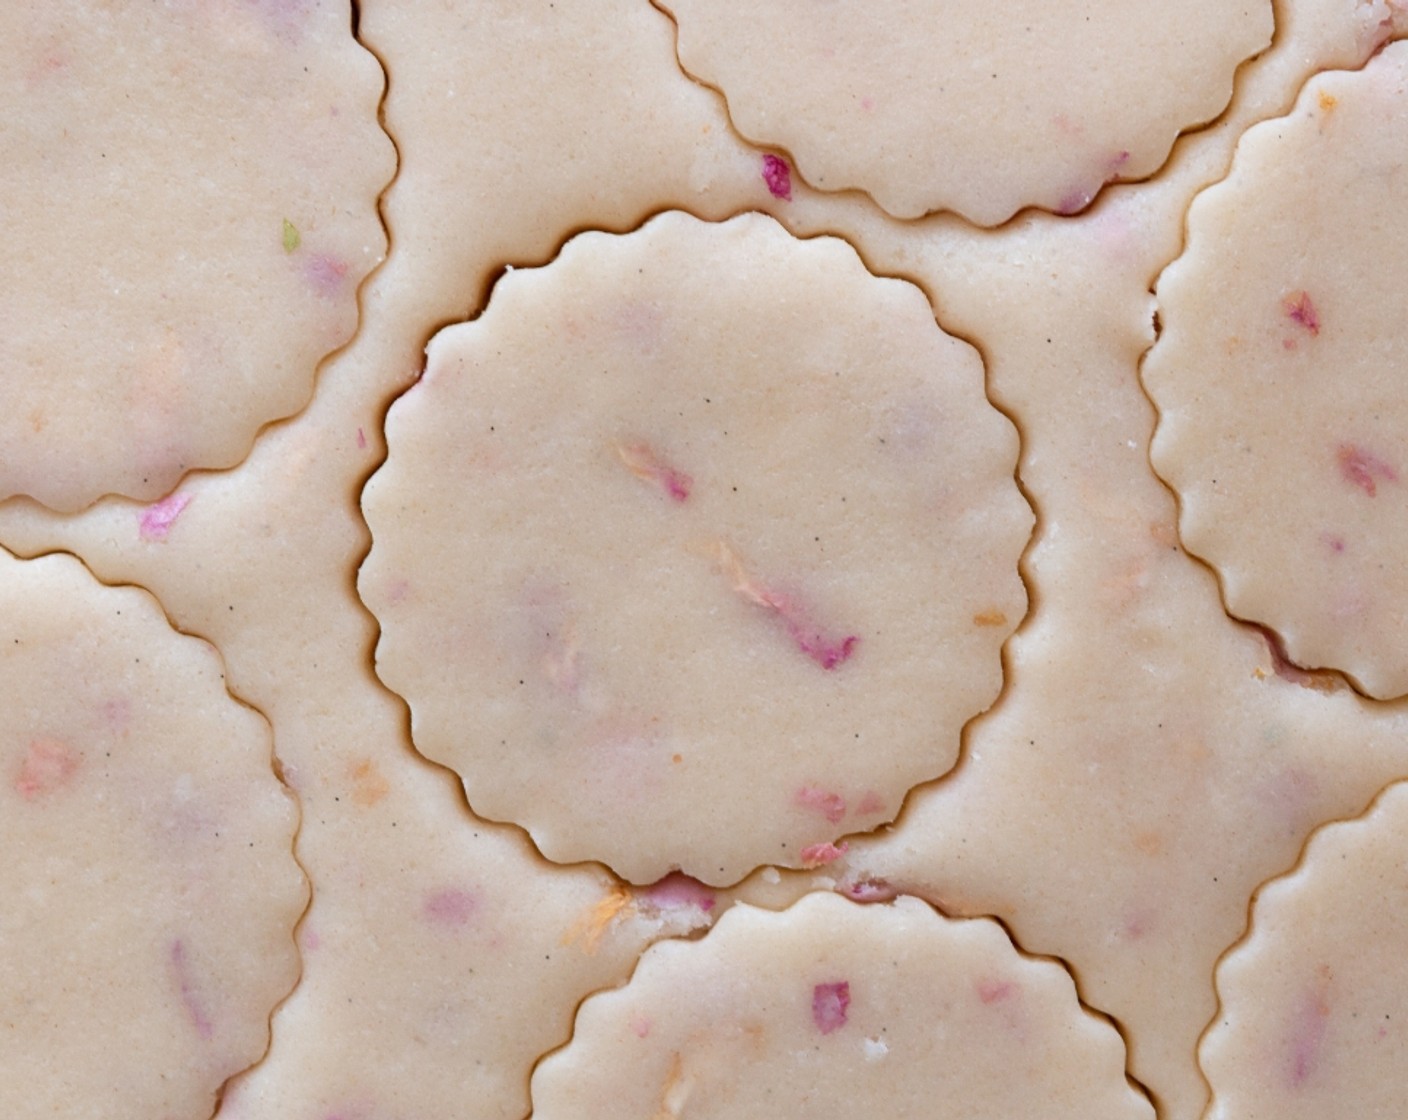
[361,210,1030,886]
[0,5,789,1117]
[3,1,1408,1118]
[790,10,1408,1108]
[1203,780,1408,1117]
[842,566,1408,1119]
[0,547,304,1120]
[1146,41,1408,700]
[217,750,720,1120]
[0,278,712,1120]
[363,0,774,312]
[1,0,392,512]
[657,0,1273,223]
[532,892,1152,1120]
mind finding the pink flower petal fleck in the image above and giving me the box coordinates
[842,876,896,903]
[795,784,847,824]
[812,980,851,1034]
[304,253,350,298]
[170,938,215,1041]
[786,622,858,671]
[1337,443,1397,498]
[1287,973,1332,1087]
[800,840,848,867]
[423,888,477,928]
[615,441,692,502]
[14,737,79,800]
[1282,290,1321,335]
[714,542,859,670]
[637,871,716,913]
[762,153,793,201]
[977,979,1016,1004]
[1056,186,1094,215]
[139,491,192,541]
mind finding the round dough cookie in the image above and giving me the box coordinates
[1146,42,1408,700]
[656,0,1272,223]
[360,211,1029,886]
[530,892,1152,1120]
[1203,780,1408,1118]
[1,0,392,512]
[0,548,305,1119]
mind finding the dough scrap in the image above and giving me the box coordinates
[657,0,1272,223]
[1,0,392,512]
[1147,41,1408,700]
[531,892,1152,1120]
[0,548,304,1120]
[1203,780,1408,1118]
[361,210,1030,886]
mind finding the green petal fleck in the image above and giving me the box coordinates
[282,219,301,253]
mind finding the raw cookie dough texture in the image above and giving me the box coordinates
[1203,781,1408,1118]
[1146,41,1408,700]
[0,548,304,1120]
[656,0,1273,223]
[361,211,1030,886]
[2,0,392,512]
[531,892,1153,1120]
